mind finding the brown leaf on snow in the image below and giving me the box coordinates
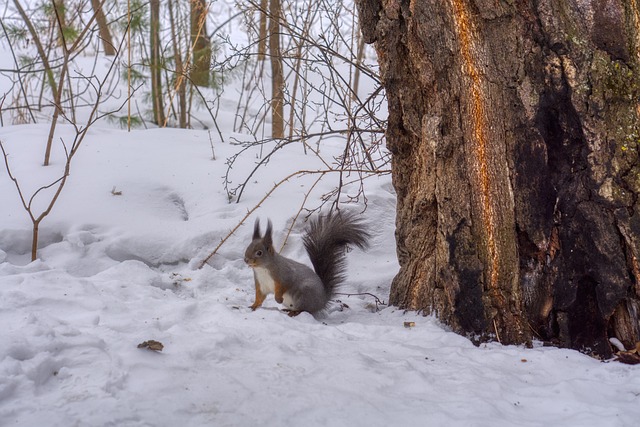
[137,340,164,352]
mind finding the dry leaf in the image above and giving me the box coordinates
[404,322,416,328]
[137,340,164,352]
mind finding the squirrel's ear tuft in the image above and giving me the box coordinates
[264,220,273,247]
[253,219,261,240]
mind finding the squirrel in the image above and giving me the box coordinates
[243,211,370,316]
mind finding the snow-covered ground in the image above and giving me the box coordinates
[1,122,639,427]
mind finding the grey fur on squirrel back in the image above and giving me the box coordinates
[302,211,370,306]
[245,211,370,314]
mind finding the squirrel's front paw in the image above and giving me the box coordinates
[275,295,284,304]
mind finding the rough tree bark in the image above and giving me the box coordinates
[356,0,640,357]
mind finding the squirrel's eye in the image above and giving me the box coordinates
[255,250,263,257]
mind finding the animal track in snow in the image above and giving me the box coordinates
[111,184,190,222]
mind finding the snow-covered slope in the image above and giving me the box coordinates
[1,124,639,427]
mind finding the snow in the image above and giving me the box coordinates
[1,4,639,426]
[1,123,639,427]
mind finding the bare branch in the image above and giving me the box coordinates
[197,167,389,269]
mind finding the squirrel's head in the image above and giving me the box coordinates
[244,219,275,267]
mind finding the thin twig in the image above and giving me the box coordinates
[493,319,502,344]
[198,166,388,269]
[198,169,325,269]
[334,292,387,311]
[279,172,325,251]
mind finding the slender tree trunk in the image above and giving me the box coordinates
[32,221,40,262]
[257,0,268,61]
[269,0,285,138]
[12,0,58,103]
[53,0,67,46]
[190,0,211,87]
[285,3,315,146]
[351,30,365,102]
[149,0,165,126]
[90,0,115,56]
[13,0,59,165]
[168,0,187,128]
[356,0,640,357]
[44,61,67,166]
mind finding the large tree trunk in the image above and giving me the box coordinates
[356,0,640,357]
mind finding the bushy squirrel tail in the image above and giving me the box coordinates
[302,211,370,299]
